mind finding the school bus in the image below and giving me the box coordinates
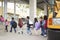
[47,0,60,40]
[48,0,60,29]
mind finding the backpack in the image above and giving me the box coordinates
[40,20,43,27]
[35,22,40,30]
[12,21,17,28]
[44,20,47,29]
[40,20,45,28]
[18,22,23,28]
[1,17,4,22]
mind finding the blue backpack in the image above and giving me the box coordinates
[10,21,17,28]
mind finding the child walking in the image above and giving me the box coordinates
[5,19,9,32]
[18,18,23,34]
[34,18,40,35]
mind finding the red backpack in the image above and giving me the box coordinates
[18,20,23,28]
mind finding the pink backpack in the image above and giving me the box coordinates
[1,17,4,22]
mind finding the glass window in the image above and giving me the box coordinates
[48,0,60,18]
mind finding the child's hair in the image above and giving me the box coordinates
[12,17,14,20]
[19,18,22,21]
[27,16,30,19]
[5,19,7,21]
[34,18,38,22]
[44,15,47,20]
[1,15,3,17]
[40,17,43,19]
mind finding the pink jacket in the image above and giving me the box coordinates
[5,21,9,25]
[1,17,4,22]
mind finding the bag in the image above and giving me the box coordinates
[35,22,40,30]
[12,21,17,28]
[44,20,47,29]
[1,17,4,22]
[29,20,33,25]
[18,23,23,28]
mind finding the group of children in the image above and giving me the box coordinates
[34,16,47,36]
[0,15,47,36]
[0,15,22,34]
[26,16,47,36]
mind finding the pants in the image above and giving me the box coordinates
[41,27,45,35]
[0,21,4,25]
[5,25,8,32]
[10,26,16,33]
[18,27,23,34]
[34,28,38,35]
[45,28,47,34]
[27,27,31,34]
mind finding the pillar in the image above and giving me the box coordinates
[29,0,37,22]
[14,0,16,19]
[4,0,7,19]
[2,0,3,16]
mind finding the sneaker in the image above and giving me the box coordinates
[18,32,20,34]
[29,33,32,35]
[40,33,44,36]
[10,31,12,32]
[21,31,23,34]
[6,30,8,32]
[44,35,47,37]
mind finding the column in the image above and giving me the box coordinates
[4,0,7,19]
[44,4,48,16]
[2,0,3,16]
[29,0,37,22]
[14,0,16,19]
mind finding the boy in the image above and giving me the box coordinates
[10,17,17,33]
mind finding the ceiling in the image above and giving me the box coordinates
[0,0,45,10]
[22,0,45,10]
[0,0,60,10]
[11,0,45,10]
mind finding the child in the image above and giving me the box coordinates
[10,17,17,33]
[18,18,23,34]
[40,17,46,36]
[34,18,40,35]
[26,16,32,35]
[5,19,9,32]
[0,15,4,25]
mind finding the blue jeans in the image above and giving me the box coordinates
[10,26,16,33]
[45,28,47,34]
[41,27,45,35]
[27,27,31,34]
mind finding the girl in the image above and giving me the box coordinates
[40,17,46,36]
[5,19,9,32]
[44,15,48,35]
[18,18,23,34]
[34,18,40,35]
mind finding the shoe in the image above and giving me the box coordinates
[15,31,16,33]
[21,31,23,34]
[44,35,47,37]
[40,33,44,36]
[29,33,32,35]
[10,31,12,32]
[6,30,8,32]
[18,32,20,34]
